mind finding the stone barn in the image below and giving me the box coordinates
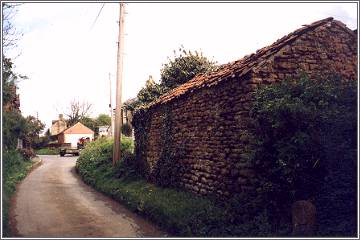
[133,17,357,197]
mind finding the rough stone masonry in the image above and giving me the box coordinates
[133,17,357,197]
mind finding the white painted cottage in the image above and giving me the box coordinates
[57,122,94,148]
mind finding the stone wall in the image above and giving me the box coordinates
[133,20,357,197]
[251,21,357,83]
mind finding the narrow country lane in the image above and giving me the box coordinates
[10,155,166,238]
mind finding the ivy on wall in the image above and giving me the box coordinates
[153,105,188,187]
[132,107,151,177]
[134,104,186,188]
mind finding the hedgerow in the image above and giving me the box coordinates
[2,150,33,236]
[249,74,357,236]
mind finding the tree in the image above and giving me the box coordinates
[159,46,218,91]
[23,115,45,148]
[125,47,218,111]
[64,99,92,127]
[2,57,27,106]
[2,4,28,151]
[80,114,111,137]
[2,3,22,53]
[137,75,163,105]
[96,114,111,126]
[80,116,98,135]
[2,111,27,150]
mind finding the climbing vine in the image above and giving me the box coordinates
[151,105,183,187]
[132,107,151,177]
[134,104,186,187]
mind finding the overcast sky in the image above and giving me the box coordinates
[5,2,358,131]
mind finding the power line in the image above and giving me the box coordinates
[89,3,105,31]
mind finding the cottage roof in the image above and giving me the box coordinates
[62,122,94,135]
[147,17,355,108]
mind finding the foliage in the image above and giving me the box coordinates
[75,137,230,237]
[75,137,134,185]
[249,74,357,236]
[78,114,112,136]
[150,106,185,187]
[3,57,20,103]
[75,131,280,237]
[96,114,111,126]
[2,56,34,150]
[122,98,139,112]
[2,110,27,150]
[80,116,98,134]
[121,122,132,137]
[19,148,36,160]
[136,76,164,106]
[35,147,59,155]
[33,129,52,149]
[2,56,27,107]
[124,48,218,111]
[23,115,45,148]
[2,150,33,236]
[132,107,152,177]
[159,47,218,91]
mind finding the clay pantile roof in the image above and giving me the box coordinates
[62,122,94,134]
[146,17,354,109]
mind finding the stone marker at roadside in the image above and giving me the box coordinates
[292,200,316,236]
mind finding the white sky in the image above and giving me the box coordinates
[5,2,358,131]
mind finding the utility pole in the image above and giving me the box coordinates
[109,73,114,137]
[113,2,125,165]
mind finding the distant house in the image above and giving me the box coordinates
[50,114,67,136]
[57,122,94,148]
[98,125,110,137]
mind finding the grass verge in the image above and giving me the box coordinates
[35,147,59,155]
[75,137,232,237]
[2,150,34,237]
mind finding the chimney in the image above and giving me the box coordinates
[59,114,63,120]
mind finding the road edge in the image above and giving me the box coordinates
[7,156,43,237]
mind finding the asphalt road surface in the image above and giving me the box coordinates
[10,155,166,238]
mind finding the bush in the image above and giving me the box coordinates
[2,110,27,150]
[19,148,35,160]
[249,74,357,236]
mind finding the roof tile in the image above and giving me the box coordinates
[146,17,353,109]
[62,122,94,134]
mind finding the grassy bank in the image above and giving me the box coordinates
[75,138,228,236]
[2,150,34,237]
[75,138,276,237]
[35,147,59,155]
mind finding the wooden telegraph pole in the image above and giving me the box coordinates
[109,73,114,137]
[113,2,125,165]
